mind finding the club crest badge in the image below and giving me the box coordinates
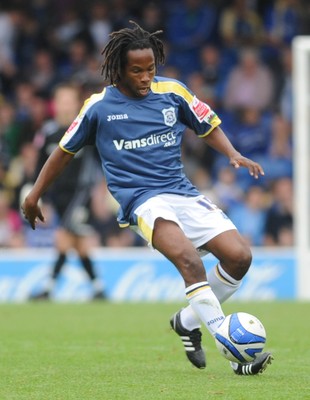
[162,107,176,127]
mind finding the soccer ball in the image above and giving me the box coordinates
[215,312,266,363]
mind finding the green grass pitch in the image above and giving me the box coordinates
[0,301,309,400]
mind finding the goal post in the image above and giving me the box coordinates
[292,36,310,300]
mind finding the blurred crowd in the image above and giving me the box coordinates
[1,0,308,249]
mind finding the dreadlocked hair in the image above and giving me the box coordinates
[101,20,165,84]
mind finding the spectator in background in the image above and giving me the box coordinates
[260,0,303,75]
[51,0,83,23]
[212,107,271,189]
[0,6,21,97]
[159,65,181,80]
[165,0,217,78]
[219,0,264,48]
[229,107,271,159]
[28,83,106,300]
[59,37,94,83]
[0,189,24,247]
[263,0,303,46]
[186,71,216,107]
[264,177,294,246]
[14,9,47,71]
[199,44,232,105]
[182,127,217,174]
[223,48,274,112]
[19,95,49,145]
[278,46,293,123]
[88,0,112,54]
[13,80,36,123]
[187,165,218,205]
[0,103,11,185]
[0,7,18,66]
[52,7,85,53]
[0,148,9,191]
[200,45,222,88]
[28,49,60,98]
[110,0,135,31]
[138,1,165,36]
[227,185,267,246]
[28,0,52,28]
[212,166,243,213]
[263,113,292,181]
[73,55,105,90]
[0,100,21,161]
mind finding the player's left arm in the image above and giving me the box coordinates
[203,126,265,179]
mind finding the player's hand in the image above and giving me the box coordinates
[21,197,45,230]
[229,155,265,179]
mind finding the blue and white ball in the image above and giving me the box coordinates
[215,312,266,363]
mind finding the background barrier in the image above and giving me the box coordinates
[0,248,295,302]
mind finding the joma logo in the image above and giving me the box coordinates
[107,114,129,122]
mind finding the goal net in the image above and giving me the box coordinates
[293,36,310,300]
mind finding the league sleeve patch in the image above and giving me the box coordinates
[190,96,213,123]
[67,120,78,133]
[60,118,80,147]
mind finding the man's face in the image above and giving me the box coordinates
[117,48,156,98]
[53,87,81,126]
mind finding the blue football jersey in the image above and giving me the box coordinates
[59,76,221,225]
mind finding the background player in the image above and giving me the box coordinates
[29,83,106,300]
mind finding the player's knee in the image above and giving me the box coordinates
[220,244,252,280]
[225,245,252,280]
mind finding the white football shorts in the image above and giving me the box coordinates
[131,193,236,255]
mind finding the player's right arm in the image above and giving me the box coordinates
[21,146,74,229]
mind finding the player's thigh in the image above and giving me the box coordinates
[153,218,206,282]
[152,218,196,258]
[55,228,74,252]
[75,235,96,256]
